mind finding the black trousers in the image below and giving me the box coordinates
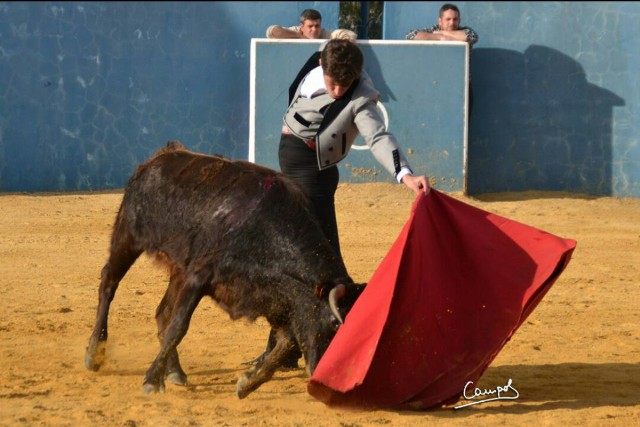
[278,133,342,258]
[260,134,342,364]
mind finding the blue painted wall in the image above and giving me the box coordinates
[384,1,639,197]
[0,1,340,192]
[2,1,639,197]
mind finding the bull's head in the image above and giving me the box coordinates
[330,282,367,324]
[302,282,367,375]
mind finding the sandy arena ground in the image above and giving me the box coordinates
[0,182,638,426]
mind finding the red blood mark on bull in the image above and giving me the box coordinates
[261,175,274,190]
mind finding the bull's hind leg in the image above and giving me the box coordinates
[85,216,142,371]
[143,272,206,394]
[155,266,188,386]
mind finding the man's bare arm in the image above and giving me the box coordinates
[412,31,439,41]
[266,25,303,39]
[433,29,469,42]
[412,30,469,42]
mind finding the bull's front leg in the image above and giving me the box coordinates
[236,328,297,399]
[143,280,204,394]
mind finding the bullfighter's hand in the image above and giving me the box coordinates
[402,174,431,195]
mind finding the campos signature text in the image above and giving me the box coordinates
[454,378,519,409]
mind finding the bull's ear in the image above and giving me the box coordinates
[313,284,327,298]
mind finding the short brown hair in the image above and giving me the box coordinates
[320,39,363,86]
[300,9,322,23]
[440,3,460,17]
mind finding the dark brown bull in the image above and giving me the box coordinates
[85,141,363,398]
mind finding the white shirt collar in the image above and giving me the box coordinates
[300,66,326,98]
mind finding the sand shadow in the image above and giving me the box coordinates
[471,190,602,202]
[185,367,307,395]
[397,362,640,416]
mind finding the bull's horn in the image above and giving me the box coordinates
[328,284,346,324]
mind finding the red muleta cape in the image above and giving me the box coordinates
[308,189,577,410]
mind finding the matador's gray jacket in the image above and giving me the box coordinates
[283,54,413,180]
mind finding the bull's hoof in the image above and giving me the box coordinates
[166,371,188,386]
[84,340,106,371]
[143,381,165,394]
[236,374,250,399]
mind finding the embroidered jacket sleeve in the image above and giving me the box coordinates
[352,78,412,181]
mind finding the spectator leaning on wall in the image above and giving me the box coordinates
[405,3,478,45]
[266,8,356,40]
[406,3,478,115]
